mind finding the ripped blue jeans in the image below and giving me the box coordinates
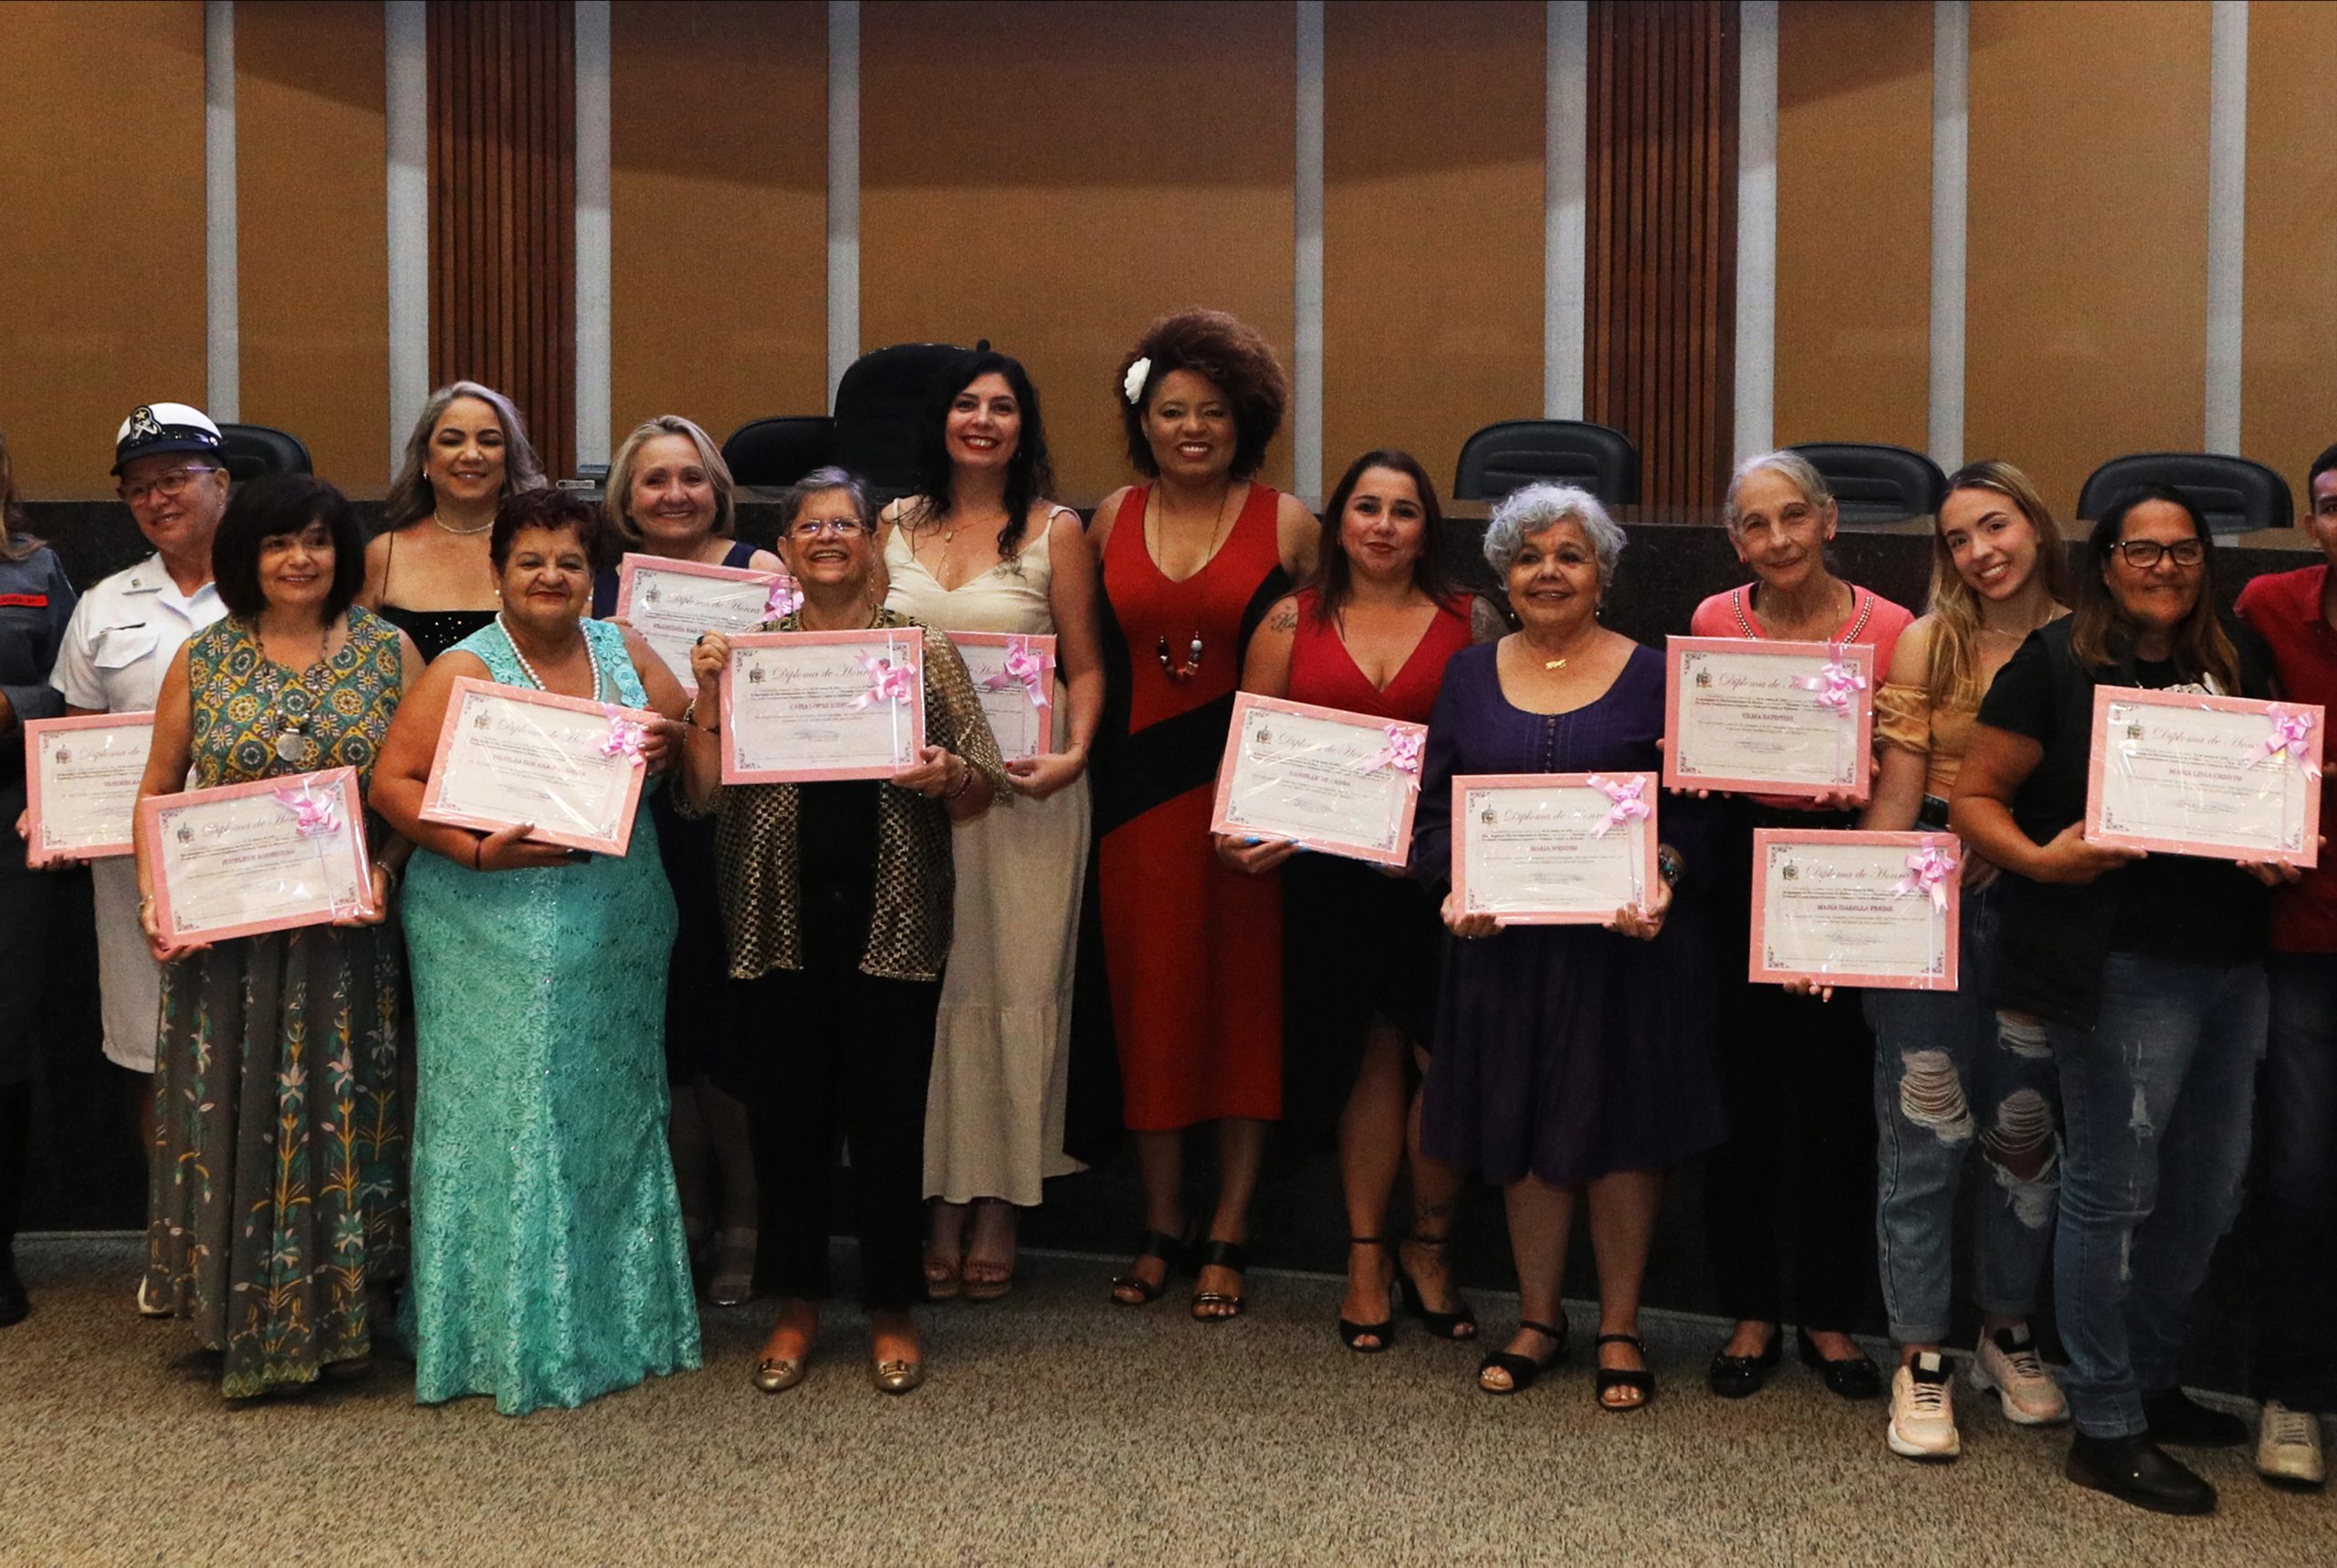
[2047,954,2266,1438]
[1866,883,2061,1346]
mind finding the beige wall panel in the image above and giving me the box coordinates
[2240,0,2337,505]
[1772,0,1930,453]
[1966,0,2210,521]
[861,0,1297,504]
[236,0,391,496]
[1323,1,1542,503]
[611,0,828,454]
[0,3,206,499]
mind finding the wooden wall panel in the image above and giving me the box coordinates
[1966,1,2210,521]
[0,3,206,500]
[428,0,575,480]
[861,0,1296,506]
[1323,1,1544,504]
[610,0,826,452]
[2241,0,2337,505]
[236,0,391,496]
[1772,0,1930,453]
[1584,0,1737,511]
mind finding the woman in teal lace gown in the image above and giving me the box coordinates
[372,488,700,1415]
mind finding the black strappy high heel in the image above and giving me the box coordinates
[1398,1232,1479,1340]
[1337,1237,1396,1353]
[1109,1228,1187,1306]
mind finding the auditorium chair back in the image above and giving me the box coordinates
[217,423,314,484]
[1788,442,1947,524]
[1453,420,1640,507]
[2077,452,2293,535]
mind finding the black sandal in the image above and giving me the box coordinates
[1109,1229,1186,1306]
[1595,1333,1655,1412]
[1189,1239,1248,1322]
[1398,1232,1479,1340]
[1337,1237,1395,1353]
[1477,1318,1569,1395]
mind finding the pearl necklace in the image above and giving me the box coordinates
[432,512,494,538]
[498,614,601,699]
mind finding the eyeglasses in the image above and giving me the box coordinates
[2110,538,2206,569]
[118,465,221,506]
[787,517,869,539]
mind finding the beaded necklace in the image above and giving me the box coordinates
[498,613,603,700]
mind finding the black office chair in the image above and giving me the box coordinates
[721,416,835,490]
[2077,453,2293,534]
[831,342,967,501]
[1453,420,1640,507]
[216,423,313,483]
[1788,443,1946,524]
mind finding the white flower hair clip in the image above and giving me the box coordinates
[1123,357,1152,406]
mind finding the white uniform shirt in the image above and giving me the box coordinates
[48,556,225,1072]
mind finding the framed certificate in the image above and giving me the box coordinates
[24,711,154,865]
[1208,693,1425,867]
[954,632,1056,764]
[2084,687,2324,866]
[1663,635,1876,799]
[719,627,927,783]
[1451,771,1660,925]
[418,677,655,855]
[1750,829,1960,990]
[140,768,377,942]
[610,552,795,687]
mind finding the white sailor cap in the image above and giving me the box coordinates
[112,402,224,476]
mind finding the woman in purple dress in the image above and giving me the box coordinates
[1413,484,1724,1409]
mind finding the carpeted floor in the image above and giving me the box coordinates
[1,1236,2328,1565]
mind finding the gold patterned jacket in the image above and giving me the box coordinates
[696,606,1007,983]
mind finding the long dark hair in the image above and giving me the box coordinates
[902,346,1056,561]
[1309,449,1454,625]
[2070,482,2239,692]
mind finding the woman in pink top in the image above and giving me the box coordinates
[1688,451,1912,1403]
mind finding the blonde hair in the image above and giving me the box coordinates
[603,415,737,548]
[384,382,548,530]
[1925,461,2071,708]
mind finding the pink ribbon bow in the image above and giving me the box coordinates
[982,635,1053,711]
[1795,643,1868,716]
[1365,725,1424,785]
[598,708,648,766]
[763,578,802,621]
[1587,773,1649,838]
[2257,706,2322,779]
[855,653,917,709]
[1892,841,1958,911]
[273,784,339,839]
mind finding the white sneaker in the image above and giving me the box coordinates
[1889,1353,1961,1460]
[1969,1324,2068,1426]
[2257,1401,2327,1490]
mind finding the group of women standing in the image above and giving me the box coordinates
[0,306,2323,1516]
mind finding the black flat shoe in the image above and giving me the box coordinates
[1479,1318,1569,1395]
[1109,1228,1188,1307]
[2143,1387,2249,1449]
[2066,1433,2216,1516]
[1397,1232,1478,1341]
[1707,1326,1782,1398]
[1336,1237,1395,1354]
[1797,1327,1882,1401]
[1595,1333,1654,1412]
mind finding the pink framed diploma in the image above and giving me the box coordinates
[719,626,927,783]
[1451,771,1660,925]
[952,632,1057,763]
[23,710,154,865]
[417,677,655,855]
[609,551,795,687]
[1750,829,1961,990]
[1208,693,1425,867]
[2084,687,2323,867]
[139,768,377,942]
[1663,635,1875,800]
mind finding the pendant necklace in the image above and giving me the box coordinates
[500,614,603,699]
[257,622,334,765]
[1153,485,1234,683]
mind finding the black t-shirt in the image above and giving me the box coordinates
[1975,617,2272,1028]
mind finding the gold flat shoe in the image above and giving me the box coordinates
[751,1356,805,1394]
[872,1358,925,1395]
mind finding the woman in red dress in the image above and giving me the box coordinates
[1228,450,1493,1351]
[1093,309,1316,1320]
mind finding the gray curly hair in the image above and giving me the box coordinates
[1481,483,1626,592]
